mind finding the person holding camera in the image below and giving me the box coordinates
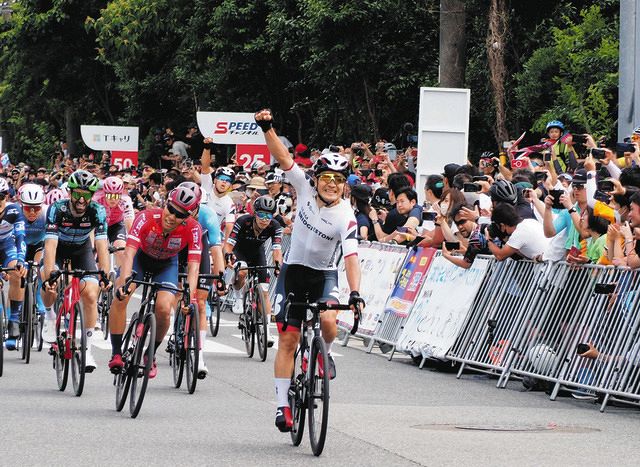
[441,205,493,269]
[487,203,549,261]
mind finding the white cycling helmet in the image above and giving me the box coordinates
[0,177,9,193]
[312,153,350,177]
[19,183,45,205]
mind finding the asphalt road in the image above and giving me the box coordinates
[1,303,640,466]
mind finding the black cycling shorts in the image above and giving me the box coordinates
[107,222,127,244]
[234,247,269,284]
[26,242,44,262]
[273,263,339,332]
[179,233,211,291]
[55,240,98,282]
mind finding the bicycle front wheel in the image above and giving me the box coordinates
[209,292,221,337]
[308,336,330,456]
[170,313,184,388]
[102,272,116,340]
[0,303,5,377]
[54,312,68,391]
[115,313,136,412]
[185,309,200,394]
[242,291,255,358]
[70,304,86,397]
[21,280,34,363]
[36,313,44,352]
[129,312,156,418]
[255,285,268,362]
[289,342,307,446]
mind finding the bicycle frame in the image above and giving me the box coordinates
[55,275,81,360]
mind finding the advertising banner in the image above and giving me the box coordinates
[395,255,490,359]
[336,242,407,335]
[80,125,139,152]
[384,247,437,319]
[111,151,139,169]
[197,111,265,145]
[236,144,272,169]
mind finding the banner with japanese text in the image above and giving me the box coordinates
[197,111,265,145]
[80,125,139,152]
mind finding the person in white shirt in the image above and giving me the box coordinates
[488,203,549,261]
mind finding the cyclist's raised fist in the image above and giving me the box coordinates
[255,109,274,133]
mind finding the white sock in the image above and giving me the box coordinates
[275,378,290,407]
[326,341,333,355]
[199,330,207,352]
[45,307,56,320]
[85,329,94,352]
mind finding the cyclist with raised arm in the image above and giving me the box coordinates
[199,138,236,242]
[19,184,48,318]
[40,170,111,373]
[0,177,27,351]
[224,195,283,346]
[255,109,365,433]
[108,185,202,378]
[93,176,135,269]
[173,181,225,379]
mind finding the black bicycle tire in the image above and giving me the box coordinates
[209,292,221,337]
[255,285,268,362]
[129,312,155,418]
[0,300,5,377]
[104,272,116,340]
[171,312,184,388]
[22,280,34,363]
[185,308,200,394]
[308,335,330,456]
[71,303,86,397]
[53,282,68,391]
[115,313,136,412]
[289,339,307,446]
[242,290,255,358]
[36,313,44,352]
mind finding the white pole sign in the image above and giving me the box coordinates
[197,111,265,145]
[80,125,139,152]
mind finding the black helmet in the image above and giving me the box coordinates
[489,179,517,205]
[371,188,391,209]
[350,183,372,202]
[253,195,277,214]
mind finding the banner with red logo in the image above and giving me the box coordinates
[197,111,265,145]
[236,144,272,169]
[111,151,139,170]
[384,247,437,318]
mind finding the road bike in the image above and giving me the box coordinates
[283,294,359,456]
[235,264,278,362]
[114,272,180,418]
[47,266,107,397]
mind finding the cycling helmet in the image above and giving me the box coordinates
[103,176,124,194]
[67,170,99,192]
[45,188,67,205]
[312,153,350,177]
[251,160,266,172]
[0,177,9,193]
[350,183,372,202]
[264,172,283,185]
[253,195,277,214]
[19,183,45,205]
[489,179,517,205]
[275,192,293,217]
[215,166,235,182]
[545,120,565,132]
[177,181,202,204]
[167,185,200,214]
[480,151,495,159]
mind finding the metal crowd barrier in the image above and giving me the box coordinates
[446,259,553,384]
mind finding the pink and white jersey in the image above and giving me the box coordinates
[93,190,135,226]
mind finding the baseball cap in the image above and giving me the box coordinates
[572,170,587,185]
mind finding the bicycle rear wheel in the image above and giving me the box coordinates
[129,312,156,418]
[289,342,307,446]
[170,313,184,388]
[115,313,136,412]
[36,313,44,352]
[241,291,255,358]
[54,313,69,392]
[255,285,268,362]
[21,280,34,363]
[102,272,115,340]
[209,291,221,337]
[308,336,330,456]
[70,303,86,397]
[185,309,200,394]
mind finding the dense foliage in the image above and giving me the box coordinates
[0,0,620,166]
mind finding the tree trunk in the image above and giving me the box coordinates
[65,107,80,156]
[363,79,379,141]
[439,0,466,88]
[487,0,509,146]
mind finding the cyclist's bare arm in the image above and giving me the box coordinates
[344,254,361,293]
[95,237,111,278]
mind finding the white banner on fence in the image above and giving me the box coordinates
[395,255,490,359]
[80,125,139,152]
[197,111,265,145]
[336,242,407,336]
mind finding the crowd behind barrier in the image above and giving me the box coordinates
[265,237,640,413]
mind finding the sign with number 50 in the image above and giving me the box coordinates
[111,151,138,170]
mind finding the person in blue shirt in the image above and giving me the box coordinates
[0,177,27,350]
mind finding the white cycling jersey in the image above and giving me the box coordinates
[283,163,358,270]
[200,172,236,225]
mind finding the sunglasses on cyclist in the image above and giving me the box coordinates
[318,173,346,185]
[166,203,190,219]
[23,205,42,213]
[216,175,233,183]
[71,191,92,202]
[255,211,273,221]
[105,193,121,200]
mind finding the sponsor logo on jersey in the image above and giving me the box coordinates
[168,237,182,250]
